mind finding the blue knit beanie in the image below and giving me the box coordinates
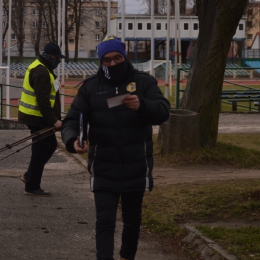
[97,34,126,61]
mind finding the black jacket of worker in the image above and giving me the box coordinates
[18,55,61,127]
[18,55,61,193]
[62,60,170,193]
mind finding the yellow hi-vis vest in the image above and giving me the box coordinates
[18,59,56,117]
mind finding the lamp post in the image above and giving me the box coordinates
[150,0,154,76]
[58,0,65,113]
[6,0,12,119]
[121,0,125,43]
[0,0,2,66]
[165,0,170,99]
[107,0,111,33]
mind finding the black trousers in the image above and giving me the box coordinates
[24,126,57,191]
[94,190,144,260]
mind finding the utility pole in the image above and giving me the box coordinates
[165,0,171,99]
[150,0,154,76]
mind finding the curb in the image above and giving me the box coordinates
[0,119,27,129]
[56,135,88,169]
[184,225,237,260]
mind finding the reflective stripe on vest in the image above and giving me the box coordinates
[18,59,56,117]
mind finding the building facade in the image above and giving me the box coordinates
[2,1,118,59]
[109,14,246,63]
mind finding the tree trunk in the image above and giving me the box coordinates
[180,0,248,147]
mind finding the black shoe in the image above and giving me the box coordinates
[24,189,51,196]
[20,175,27,183]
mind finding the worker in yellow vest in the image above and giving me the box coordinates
[18,42,65,196]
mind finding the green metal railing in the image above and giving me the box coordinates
[175,67,260,112]
[0,83,75,119]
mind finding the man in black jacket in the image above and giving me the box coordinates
[18,42,65,196]
[62,34,170,260]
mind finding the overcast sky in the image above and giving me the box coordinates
[118,0,148,14]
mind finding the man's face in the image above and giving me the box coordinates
[50,55,61,63]
[101,51,125,67]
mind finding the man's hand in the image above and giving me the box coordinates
[122,95,140,111]
[74,138,88,154]
[54,120,62,130]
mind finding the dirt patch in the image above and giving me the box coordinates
[153,164,260,186]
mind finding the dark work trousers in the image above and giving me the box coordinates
[24,126,57,191]
[94,190,144,260]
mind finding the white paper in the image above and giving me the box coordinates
[107,94,130,108]
[53,78,61,92]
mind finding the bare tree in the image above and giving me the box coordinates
[143,0,194,15]
[84,1,118,40]
[2,0,10,55]
[10,0,26,57]
[180,0,248,147]
[44,0,59,43]
[66,0,83,61]
[27,0,49,56]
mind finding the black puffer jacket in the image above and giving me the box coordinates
[62,61,170,193]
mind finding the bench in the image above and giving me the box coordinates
[228,97,260,112]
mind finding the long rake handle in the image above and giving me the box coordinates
[0,130,56,162]
[0,127,56,153]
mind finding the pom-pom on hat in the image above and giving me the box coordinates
[97,34,126,61]
[43,42,66,58]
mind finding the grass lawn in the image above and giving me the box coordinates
[144,133,260,260]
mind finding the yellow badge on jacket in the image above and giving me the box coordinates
[126,82,136,92]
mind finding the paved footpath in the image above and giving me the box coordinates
[0,113,260,260]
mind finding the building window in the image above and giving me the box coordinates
[11,34,16,40]
[32,34,36,40]
[95,34,100,40]
[69,14,74,20]
[156,23,161,30]
[3,9,7,15]
[184,23,189,30]
[119,23,122,30]
[90,50,97,58]
[96,9,101,16]
[80,46,84,51]
[32,21,38,28]
[43,34,48,40]
[69,39,75,43]
[45,9,49,15]
[32,9,39,15]
[128,23,133,30]
[147,23,151,30]
[23,21,26,28]
[23,8,27,15]
[165,23,167,30]
[2,21,6,28]
[193,23,198,30]
[247,21,253,28]
[95,22,100,28]
[247,34,253,40]
[23,34,26,40]
[238,23,243,30]
[137,23,142,30]
[247,9,253,16]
